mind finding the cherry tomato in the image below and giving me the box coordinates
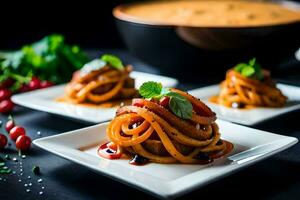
[5,120,15,132]
[16,135,31,151]
[0,99,14,113]
[18,84,30,93]
[9,126,26,141]
[40,81,54,88]
[98,142,122,159]
[0,79,14,89]
[0,89,12,101]
[132,99,144,107]
[159,96,170,107]
[0,133,7,148]
[28,77,41,90]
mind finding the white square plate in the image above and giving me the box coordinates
[33,120,297,199]
[11,71,178,123]
[189,84,300,125]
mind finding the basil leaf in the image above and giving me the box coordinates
[139,81,162,98]
[169,95,193,119]
[234,63,248,73]
[101,54,124,70]
[138,81,193,119]
[165,91,186,101]
[234,58,264,80]
[241,66,255,77]
[248,58,256,67]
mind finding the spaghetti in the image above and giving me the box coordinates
[213,69,287,109]
[101,85,233,165]
[64,58,138,104]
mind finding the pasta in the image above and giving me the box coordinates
[64,59,138,104]
[213,69,287,109]
[101,86,233,165]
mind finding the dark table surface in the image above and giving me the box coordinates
[1,50,300,200]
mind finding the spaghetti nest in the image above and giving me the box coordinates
[107,88,233,164]
[65,65,138,104]
[216,69,287,108]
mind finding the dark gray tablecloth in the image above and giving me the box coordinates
[0,50,300,200]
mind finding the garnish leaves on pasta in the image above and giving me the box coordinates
[139,81,163,99]
[234,58,263,80]
[139,81,193,119]
[101,54,124,70]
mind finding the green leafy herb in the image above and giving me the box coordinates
[138,81,193,119]
[32,166,40,175]
[0,34,89,91]
[234,58,263,80]
[101,54,124,70]
[0,162,11,174]
[167,92,193,119]
[139,81,163,99]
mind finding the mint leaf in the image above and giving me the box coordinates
[169,95,193,119]
[234,63,248,73]
[241,66,255,77]
[138,81,193,119]
[234,58,264,80]
[248,58,256,66]
[101,54,124,70]
[139,81,162,98]
[165,91,186,101]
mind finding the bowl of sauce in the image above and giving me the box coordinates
[113,0,300,82]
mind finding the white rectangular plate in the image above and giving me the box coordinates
[33,120,297,199]
[11,71,178,123]
[189,84,300,125]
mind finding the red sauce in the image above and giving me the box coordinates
[129,155,149,166]
[194,152,214,164]
[98,142,122,159]
[98,140,234,165]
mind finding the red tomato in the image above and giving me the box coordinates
[132,99,144,107]
[28,77,41,90]
[0,99,14,113]
[9,126,26,141]
[0,133,7,148]
[98,142,122,159]
[159,96,170,107]
[0,79,14,89]
[18,84,30,93]
[0,89,12,101]
[40,81,54,88]
[16,135,31,151]
[5,120,15,132]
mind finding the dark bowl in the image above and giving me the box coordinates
[114,0,300,82]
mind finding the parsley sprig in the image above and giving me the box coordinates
[80,54,124,76]
[139,81,193,119]
[234,58,263,80]
[100,54,124,70]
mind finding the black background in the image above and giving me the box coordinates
[0,0,300,50]
[0,1,300,200]
[0,1,134,49]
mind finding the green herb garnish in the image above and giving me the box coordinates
[101,54,124,70]
[139,81,193,119]
[139,81,163,99]
[32,166,40,175]
[234,58,263,80]
[0,34,89,91]
[0,162,11,174]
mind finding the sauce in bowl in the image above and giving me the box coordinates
[115,0,300,27]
